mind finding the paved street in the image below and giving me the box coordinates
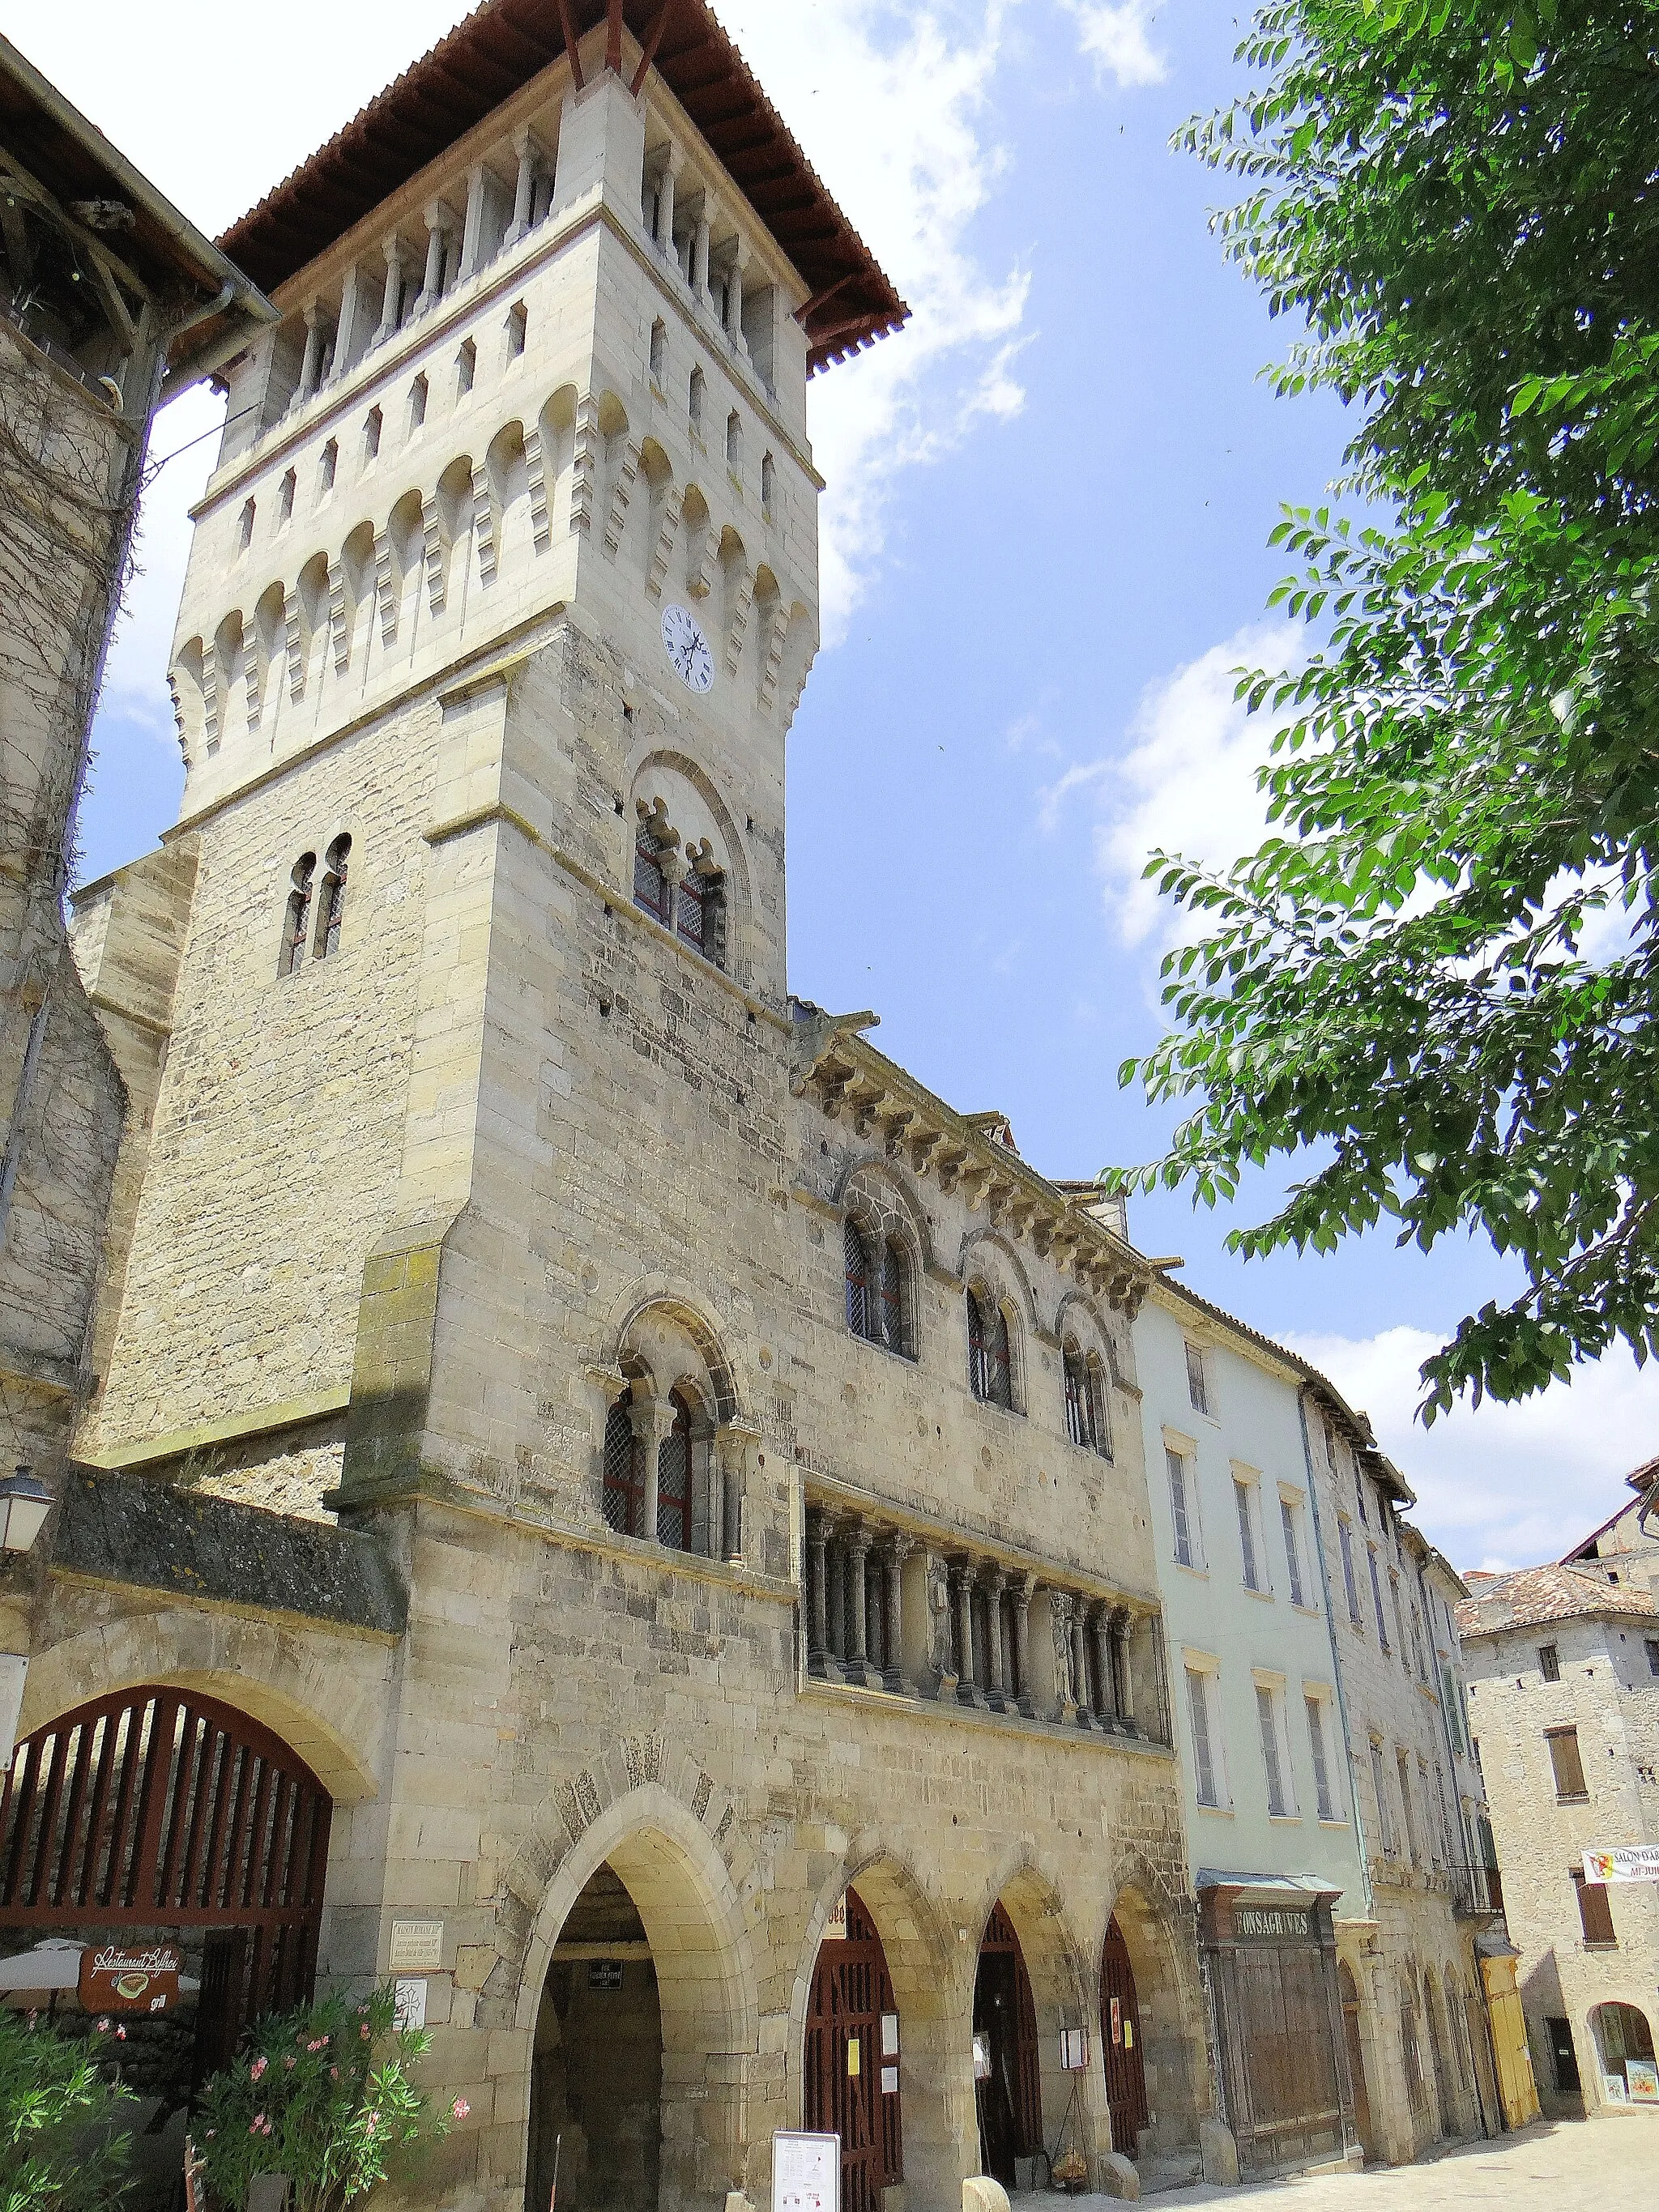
[1017,2118,1657,2212]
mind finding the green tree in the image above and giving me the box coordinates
[0,2009,134,2212]
[1114,0,1659,1415]
[194,1983,458,2212]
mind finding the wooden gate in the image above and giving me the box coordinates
[804,1888,902,2212]
[1099,1915,1149,2150]
[975,1903,1042,2185]
[0,1686,331,2046]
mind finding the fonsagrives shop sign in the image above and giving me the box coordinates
[1234,1908,1313,1940]
[79,1944,182,2014]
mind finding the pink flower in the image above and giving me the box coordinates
[115,2027,126,2041]
[451,2098,471,2122]
[364,2112,379,2137]
[96,2018,111,2034]
[249,2116,265,2136]
[307,2037,326,2052]
[329,2067,339,2081]
[249,2057,268,2081]
[360,2024,370,2040]
[284,2056,296,2069]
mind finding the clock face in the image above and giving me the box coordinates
[661,603,714,694]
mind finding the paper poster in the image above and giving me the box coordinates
[1060,2027,1090,2072]
[973,2031,992,2082]
[774,2131,838,2212]
[1603,2075,1627,2104]
[881,2066,898,2095]
[1627,2059,1658,2105]
[846,2036,859,2078]
[822,1897,847,1940]
[1124,2020,1133,2050]
[881,2012,899,2057]
[1110,1997,1122,2048]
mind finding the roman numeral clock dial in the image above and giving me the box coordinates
[661,603,714,694]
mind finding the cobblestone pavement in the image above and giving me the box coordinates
[1015,2117,1657,2212]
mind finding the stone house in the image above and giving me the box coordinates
[1135,1273,1508,2170]
[1458,1557,1659,2121]
[0,36,270,1746]
[3,12,1211,2210]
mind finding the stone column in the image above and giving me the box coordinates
[825,1525,845,1661]
[459,160,491,280]
[847,1522,872,1680]
[726,238,750,351]
[714,1422,750,1561]
[1051,1589,1077,1723]
[883,1537,914,1693]
[1072,1605,1092,1728]
[330,265,369,382]
[805,1508,830,1673]
[1112,1607,1137,1732]
[297,302,327,400]
[655,142,683,256]
[694,194,717,303]
[1091,1604,1117,1726]
[952,1561,978,1706]
[416,201,454,314]
[1012,1573,1035,1716]
[506,128,540,243]
[376,236,409,343]
[984,1567,1009,1708]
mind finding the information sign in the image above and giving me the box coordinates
[774,2130,838,2212]
[1060,2027,1090,2072]
[388,1920,445,1971]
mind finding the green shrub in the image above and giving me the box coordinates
[0,2007,134,2212]
[195,1983,457,2212]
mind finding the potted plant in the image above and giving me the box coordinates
[194,1983,463,2212]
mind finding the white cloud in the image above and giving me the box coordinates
[1060,0,1170,87]
[1038,621,1299,945]
[722,1,1032,639]
[1284,1325,1659,1576]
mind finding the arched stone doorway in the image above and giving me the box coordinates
[0,1687,332,2207]
[1107,1882,1205,2170]
[975,1903,1042,2186]
[1338,1961,1375,2159]
[1100,1914,1148,2154]
[803,1888,902,2212]
[520,1798,755,2212]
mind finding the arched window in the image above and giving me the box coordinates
[603,1395,645,1536]
[280,854,316,977]
[846,1220,911,1357]
[316,833,351,957]
[1064,1343,1111,1456]
[726,410,741,469]
[657,1390,693,1550]
[967,1286,1013,1410]
[634,826,671,923]
[650,318,667,381]
[689,364,705,429]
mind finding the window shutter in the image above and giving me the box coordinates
[1573,1872,1615,1946]
[1256,1686,1286,1816]
[1186,1670,1218,1807]
[1546,1727,1588,1799]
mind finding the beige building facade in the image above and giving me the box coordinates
[5,13,1214,2211]
[1459,1551,1659,2122]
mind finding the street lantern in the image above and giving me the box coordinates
[0,1466,50,1554]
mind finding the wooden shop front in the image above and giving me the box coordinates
[1196,1873,1353,2178]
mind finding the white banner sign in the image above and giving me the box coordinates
[1581,1846,1659,1885]
[774,2132,838,2212]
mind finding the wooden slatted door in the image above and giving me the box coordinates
[0,1687,331,2044]
[1100,1915,1149,2150]
[804,1888,902,2212]
[1234,1946,1342,2170]
[975,1904,1042,2185]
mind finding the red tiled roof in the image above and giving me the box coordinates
[1455,1561,1657,1639]
[215,1,906,376]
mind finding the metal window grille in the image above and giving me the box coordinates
[676,871,706,951]
[878,1238,904,1355]
[657,1395,693,1550]
[984,1302,1013,1409]
[1090,1360,1112,1459]
[1064,1350,1090,1448]
[967,1288,987,1399]
[602,1400,643,1536]
[845,1219,872,1340]
[633,837,670,923]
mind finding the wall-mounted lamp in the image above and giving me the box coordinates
[0,1467,50,1554]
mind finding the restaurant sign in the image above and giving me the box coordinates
[79,1944,181,2014]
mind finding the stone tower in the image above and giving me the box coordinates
[56,12,1202,2210]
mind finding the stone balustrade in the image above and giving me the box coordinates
[804,1501,1170,1745]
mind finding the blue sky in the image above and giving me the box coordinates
[27,0,1658,1568]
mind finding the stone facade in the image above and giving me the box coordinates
[1459,1558,1659,2121]
[34,20,1208,2212]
